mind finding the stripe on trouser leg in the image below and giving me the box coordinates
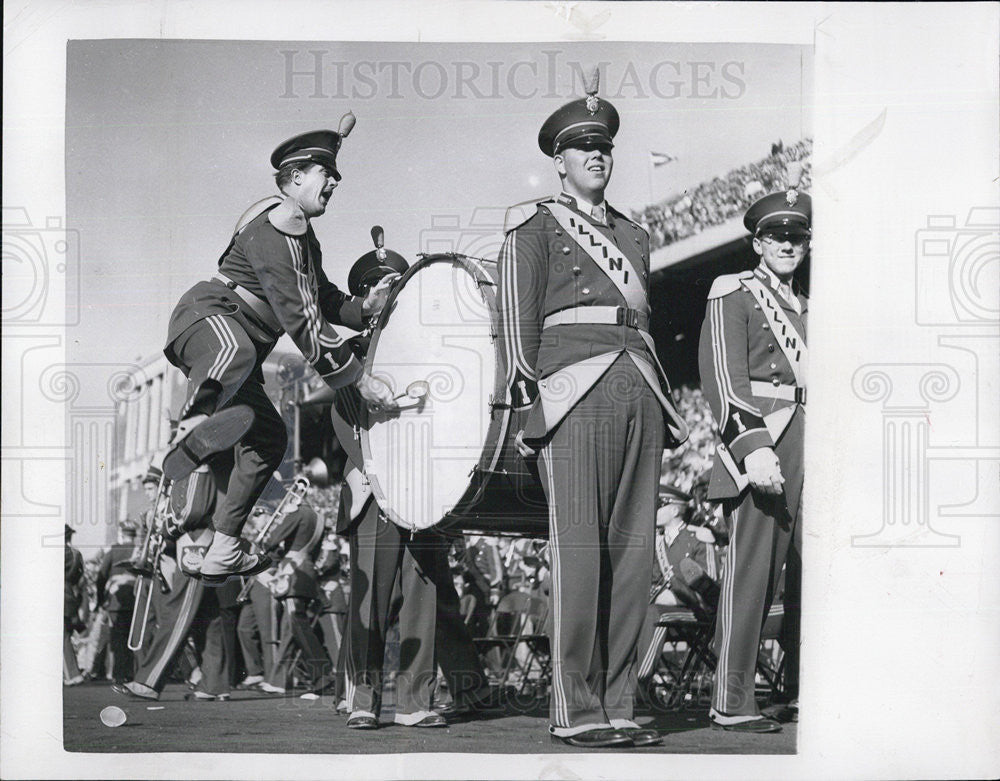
[541,447,568,727]
[144,580,199,688]
[714,505,739,713]
[638,625,667,680]
[205,315,238,382]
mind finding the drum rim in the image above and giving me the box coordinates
[361,253,512,532]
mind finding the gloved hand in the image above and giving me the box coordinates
[356,372,399,412]
[744,447,785,495]
[361,273,400,318]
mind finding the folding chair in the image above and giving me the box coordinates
[472,591,550,694]
[639,605,717,710]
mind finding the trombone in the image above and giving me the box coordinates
[127,474,173,651]
[236,475,310,603]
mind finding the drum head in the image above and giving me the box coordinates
[362,255,506,531]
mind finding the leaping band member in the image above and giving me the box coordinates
[159,114,399,585]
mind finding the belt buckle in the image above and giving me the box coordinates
[795,387,807,404]
[617,308,639,328]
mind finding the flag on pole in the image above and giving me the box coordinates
[649,151,676,168]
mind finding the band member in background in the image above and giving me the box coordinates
[698,189,809,732]
[115,460,241,702]
[329,242,450,730]
[497,74,688,749]
[258,496,337,695]
[159,115,399,585]
[236,508,277,689]
[63,524,88,686]
[96,519,140,685]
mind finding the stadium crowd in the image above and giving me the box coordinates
[633,139,813,251]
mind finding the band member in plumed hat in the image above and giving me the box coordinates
[158,113,400,585]
[698,187,809,732]
[347,226,410,297]
[497,70,688,749]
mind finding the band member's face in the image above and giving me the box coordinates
[295,163,338,218]
[555,142,613,197]
[143,483,158,501]
[753,230,809,278]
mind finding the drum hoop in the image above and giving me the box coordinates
[361,253,512,531]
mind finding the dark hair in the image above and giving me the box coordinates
[274,161,316,194]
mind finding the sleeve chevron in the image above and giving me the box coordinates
[698,293,774,463]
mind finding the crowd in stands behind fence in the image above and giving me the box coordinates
[634,139,813,252]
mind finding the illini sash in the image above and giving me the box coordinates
[545,202,648,310]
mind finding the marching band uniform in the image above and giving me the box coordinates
[236,575,276,685]
[96,523,140,684]
[260,502,337,693]
[698,189,809,731]
[160,121,373,583]
[333,382,449,729]
[117,463,240,701]
[497,84,687,748]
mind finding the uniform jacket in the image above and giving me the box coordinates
[261,503,324,599]
[497,193,687,445]
[698,264,808,501]
[96,543,138,613]
[164,206,366,389]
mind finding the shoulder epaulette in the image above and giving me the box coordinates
[504,198,555,234]
[707,270,754,300]
[233,196,283,237]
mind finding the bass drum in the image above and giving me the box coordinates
[361,253,548,537]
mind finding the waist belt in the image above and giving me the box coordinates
[750,380,806,404]
[211,273,283,335]
[542,305,650,332]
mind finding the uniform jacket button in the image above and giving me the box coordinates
[762,324,770,330]
[770,363,777,369]
[562,246,571,255]
[768,345,775,352]
[754,304,761,310]
[772,377,781,386]
[581,288,590,295]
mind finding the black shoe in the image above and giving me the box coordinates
[162,406,255,482]
[710,716,782,733]
[346,713,379,730]
[550,728,633,748]
[622,728,663,746]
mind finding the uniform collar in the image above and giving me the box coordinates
[755,262,805,310]
[557,191,613,226]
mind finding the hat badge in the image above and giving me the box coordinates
[786,188,799,207]
[584,68,600,115]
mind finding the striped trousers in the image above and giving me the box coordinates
[711,411,803,716]
[539,355,664,733]
[168,314,288,537]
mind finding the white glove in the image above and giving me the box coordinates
[514,430,535,458]
[356,372,399,412]
[361,274,400,318]
[744,447,785,496]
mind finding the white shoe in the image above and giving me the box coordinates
[200,532,272,585]
[64,674,85,686]
[240,674,264,687]
[258,682,285,694]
